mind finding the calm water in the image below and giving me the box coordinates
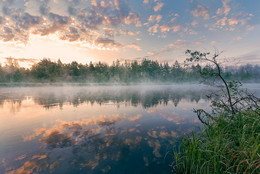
[0,84,258,174]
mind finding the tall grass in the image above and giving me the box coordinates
[172,111,260,174]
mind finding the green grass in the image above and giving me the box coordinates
[172,111,260,174]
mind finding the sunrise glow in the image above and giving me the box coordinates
[0,0,259,67]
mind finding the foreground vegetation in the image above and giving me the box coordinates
[173,111,260,174]
[0,58,259,84]
[172,50,260,174]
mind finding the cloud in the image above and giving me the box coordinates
[124,12,142,27]
[170,17,176,23]
[234,36,242,41]
[194,41,203,46]
[247,26,254,31]
[228,18,239,25]
[160,25,171,33]
[147,51,156,56]
[213,15,249,30]
[191,4,210,20]
[149,24,181,34]
[153,2,164,12]
[148,24,159,33]
[103,27,114,37]
[188,29,197,35]
[127,43,142,51]
[0,16,6,24]
[95,37,122,50]
[216,17,227,26]
[0,27,16,42]
[191,20,198,27]
[182,28,197,35]
[211,0,252,31]
[4,57,39,65]
[91,0,98,7]
[215,17,242,28]
[216,0,231,16]
[0,0,141,50]
[148,15,162,23]
[172,25,181,32]
[119,29,135,36]
[0,9,46,43]
[143,0,149,4]
[210,41,216,45]
[148,40,187,56]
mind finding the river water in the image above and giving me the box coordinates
[0,84,258,174]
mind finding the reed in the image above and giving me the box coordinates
[172,111,260,174]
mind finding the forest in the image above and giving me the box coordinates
[0,58,259,83]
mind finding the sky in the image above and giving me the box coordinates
[0,0,259,67]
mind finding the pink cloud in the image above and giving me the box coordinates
[210,41,216,45]
[148,15,162,23]
[143,0,149,4]
[160,25,171,33]
[127,43,142,51]
[148,24,159,33]
[153,2,164,12]
[191,4,210,20]
[147,40,187,56]
[216,0,231,16]
[191,20,198,27]
[228,18,239,25]
[124,12,142,27]
[172,25,181,32]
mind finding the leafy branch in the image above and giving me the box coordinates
[185,50,260,124]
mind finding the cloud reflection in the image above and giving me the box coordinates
[0,85,210,173]
[5,109,201,173]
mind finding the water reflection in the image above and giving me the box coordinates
[0,85,211,174]
[0,85,211,112]
[5,113,197,174]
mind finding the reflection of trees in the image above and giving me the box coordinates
[6,113,201,174]
[0,86,212,110]
[0,99,22,113]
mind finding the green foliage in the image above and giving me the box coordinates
[13,69,23,82]
[31,59,62,81]
[172,111,260,174]
[172,50,260,174]
[185,50,260,116]
[0,57,259,84]
[185,49,211,62]
[0,59,202,83]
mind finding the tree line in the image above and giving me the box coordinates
[0,58,259,83]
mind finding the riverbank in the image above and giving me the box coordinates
[1,81,260,88]
[172,110,260,174]
[0,81,201,87]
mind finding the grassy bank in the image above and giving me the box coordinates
[172,110,260,174]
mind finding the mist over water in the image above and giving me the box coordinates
[0,84,211,110]
[0,84,259,174]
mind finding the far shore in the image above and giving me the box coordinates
[0,81,259,87]
[0,82,200,87]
